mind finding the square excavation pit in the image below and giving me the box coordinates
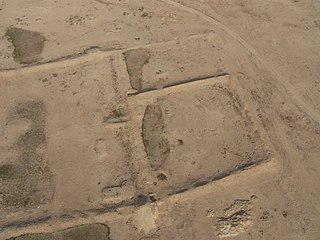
[0,53,136,226]
[140,77,271,195]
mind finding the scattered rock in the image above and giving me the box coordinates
[216,199,253,238]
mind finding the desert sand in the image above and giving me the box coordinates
[0,0,320,239]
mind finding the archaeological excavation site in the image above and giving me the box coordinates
[0,0,320,239]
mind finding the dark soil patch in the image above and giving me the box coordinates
[7,224,110,240]
[0,165,14,179]
[142,104,170,170]
[0,100,53,208]
[124,49,150,90]
[6,27,45,64]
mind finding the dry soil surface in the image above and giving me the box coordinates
[0,0,320,239]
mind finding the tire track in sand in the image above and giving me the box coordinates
[160,0,320,125]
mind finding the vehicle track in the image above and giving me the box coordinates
[160,0,320,126]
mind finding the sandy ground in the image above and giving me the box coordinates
[0,0,320,239]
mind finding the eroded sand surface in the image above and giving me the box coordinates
[0,0,320,239]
